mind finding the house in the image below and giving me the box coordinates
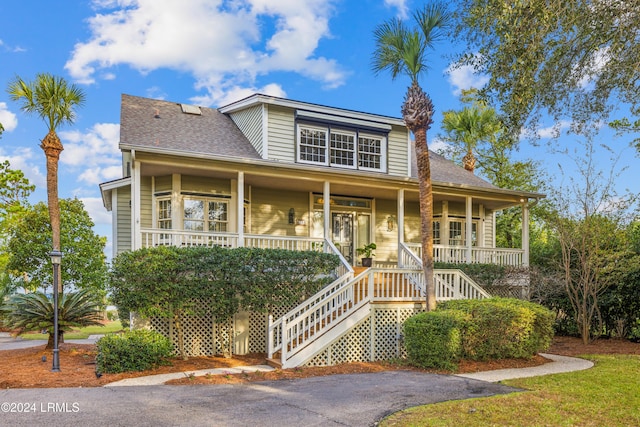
[100,93,543,367]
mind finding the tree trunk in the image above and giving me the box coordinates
[41,131,63,293]
[463,149,476,172]
[414,127,436,311]
[402,81,436,311]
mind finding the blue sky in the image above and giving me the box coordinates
[0,0,637,255]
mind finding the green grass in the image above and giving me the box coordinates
[381,355,640,427]
[19,320,124,340]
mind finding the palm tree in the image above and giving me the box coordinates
[372,3,451,310]
[441,90,503,173]
[7,74,86,293]
[2,290,103,349]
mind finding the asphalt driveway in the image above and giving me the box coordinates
[0,371,519,427]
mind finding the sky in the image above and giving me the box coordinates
[0,0,637,256]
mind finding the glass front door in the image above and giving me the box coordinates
[332,213,354,264]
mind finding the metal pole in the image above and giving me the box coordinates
[50,250,62,372]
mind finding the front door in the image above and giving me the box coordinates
[332,213,354,264]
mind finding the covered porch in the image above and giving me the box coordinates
[105,151,536,267]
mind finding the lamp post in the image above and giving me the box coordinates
[50,250,62,372]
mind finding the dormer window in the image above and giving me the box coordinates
[297,124,386,172]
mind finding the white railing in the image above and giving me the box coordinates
[324,239,354,279]
[141,229,239,248]
[244,234,324,252]
[434,269,491,300]
[267,267,490,368]
[404,243,524,266]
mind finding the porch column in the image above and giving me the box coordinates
[171,174,181,237]
[397,189,405,264]
[522,201,530,266]
[465,196,472,263]
[323,181,330,241]
[132,159,141,250]
[237,172,245,247]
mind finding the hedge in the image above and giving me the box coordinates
[403,310,469,370]
[404,298,554,369]
[96,330,173,374]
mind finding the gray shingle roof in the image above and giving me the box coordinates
[120,93,500,190]
[425,150,500,190]
[120,94,261,159]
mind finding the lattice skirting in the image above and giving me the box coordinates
[138,303,424,361]
[305,304,425,367]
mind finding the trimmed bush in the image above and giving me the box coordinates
[438,298,554,360]
[404,310,469,370]
[96,329,173,374]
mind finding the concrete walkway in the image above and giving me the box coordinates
[1,333,593,385]
[455,353,594,382]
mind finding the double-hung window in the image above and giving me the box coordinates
[298,124,386,172]
[299,127,327,164]
[183,198,228,232]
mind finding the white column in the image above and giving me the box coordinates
[171,173,181,231]
[111,189,118,258]
[237,172,245,247]
[397,189,404,264]
[323,181,331,241]
[522,201,530,266]
[466,196,472,263]
[132,160,141,250]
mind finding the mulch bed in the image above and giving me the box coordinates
[1,336,638,389]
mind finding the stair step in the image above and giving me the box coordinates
[265,358,282,369]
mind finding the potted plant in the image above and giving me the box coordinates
[356,242,376,267]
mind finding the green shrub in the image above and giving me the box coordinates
[403,310,469,370]
[96,329,173,374]
[438,298,554,360]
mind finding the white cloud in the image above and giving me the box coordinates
[428,137,453,154]
[65,0,345,104]
[446,63,489,96]
[59,123,121,185]
[535,120,572,139]
[384,0,408,19]
[191,82,286,107]
[80,196,112,226]
[0,147,46,188]
[576,46,610,89]
[0,102,18,132]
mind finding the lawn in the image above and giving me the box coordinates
[381,354,640,427]
[19,320,124,340]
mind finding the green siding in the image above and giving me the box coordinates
[155,175,172,192]
[251,188,309,237]
[228,105,264,157]
[266,105,295,162]
[116,187,131,254]
[140,176,153,228]
[181,175,231,195]
[387,126,409,177]
[374,199,398,263]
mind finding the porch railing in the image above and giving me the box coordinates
[140,229,239,248]
[404,243,524,266]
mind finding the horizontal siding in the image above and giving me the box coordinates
[140,177,153,228]
[116,187,131,254]
[484,210,494,247]
[374,199,398,263]
[229,105,264,157]
[251,188,309,237]
[387,125,409,177]
[155,175,172,193]
[181,175,231,195]
[266,105,295,162]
